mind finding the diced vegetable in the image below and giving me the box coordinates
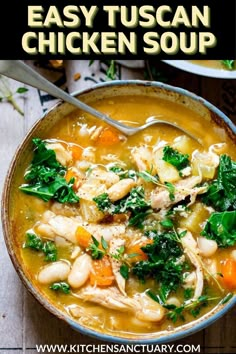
[155,159,180,183]
[65,169,80,191]
[221,259,236,289]
[191,151,218,179]
[75,226,92,248]
[90,256,114,286]
[172,135,193,155]
[127,239,153,263]
[97,128,120,146]
[79,199,104,223]
[70,145,83,161]
[179,202,210,233]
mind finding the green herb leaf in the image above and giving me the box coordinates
[201,211,236,248]
[23,233,43,251]
[220,292,234,305]
[202,155,236,211]
[101,236,108,250]
[163,146,189,171]
[50,282,70,294]
[16,87,28,94]
[133,231,184,300]
[120,264,129,279]
[160,219,174,228]
[23,233,57,262]
[164,182,175,201]
[93,193,113,212]
[19,139,79,204]
[221,60,235,70]
[184,288,194,300]
[138,171,159,184]
[88,236,105,260]
[42,241,57,262]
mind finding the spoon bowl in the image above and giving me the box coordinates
[0,60,199,141]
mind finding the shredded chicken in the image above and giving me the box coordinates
[151,176,202,210]
[46,142,72,166]
[181,231,204,299]
[109,238,126,295]
[131,145,153,171]
[77,286,165,322]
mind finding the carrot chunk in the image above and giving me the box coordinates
[126,239,153,263]
[65,168,80,191]
[97,128,120,146]
[75,226,92,248]
[70,145,83,161]
[90,256,114,286]
[221,259,236,289]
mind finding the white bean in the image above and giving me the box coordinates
[166,296,181,307]
[107,178,136,202]
[136,295,165,322]
[197,236,218,257]
[68,254,92,288]
[38,261,71,285]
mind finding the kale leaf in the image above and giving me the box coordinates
[19,138,79,204]
[93,187,151,229]
[50,282,70,294]
[201,211,236,248]
[132,231,184,301]
[162,146,189,171]
[23,233,57,261]
[202,155,236,211]
[93,193,113,212]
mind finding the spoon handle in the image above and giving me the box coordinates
[0,60,131,133]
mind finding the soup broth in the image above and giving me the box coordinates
[12,95,236,338]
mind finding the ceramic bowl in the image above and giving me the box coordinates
[2,80,236,344]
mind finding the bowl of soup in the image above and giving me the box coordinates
[2,80,236,343]
[163,60,236,79]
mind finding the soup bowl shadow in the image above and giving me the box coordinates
[2,80,236,344]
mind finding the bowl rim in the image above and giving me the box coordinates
[2,79,236,344]
[163,60,236,79]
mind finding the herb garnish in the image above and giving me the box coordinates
[93,187,151,229]
[19,138,79,204]
[201,211,236,248]
[162,146,190,171]
[50,282,70,294]
[88,236,106,260]
[23,233,57,262]
[132,231,185,301]
[202,155,236,211]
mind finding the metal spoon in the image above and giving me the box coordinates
[0,60,199,141]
